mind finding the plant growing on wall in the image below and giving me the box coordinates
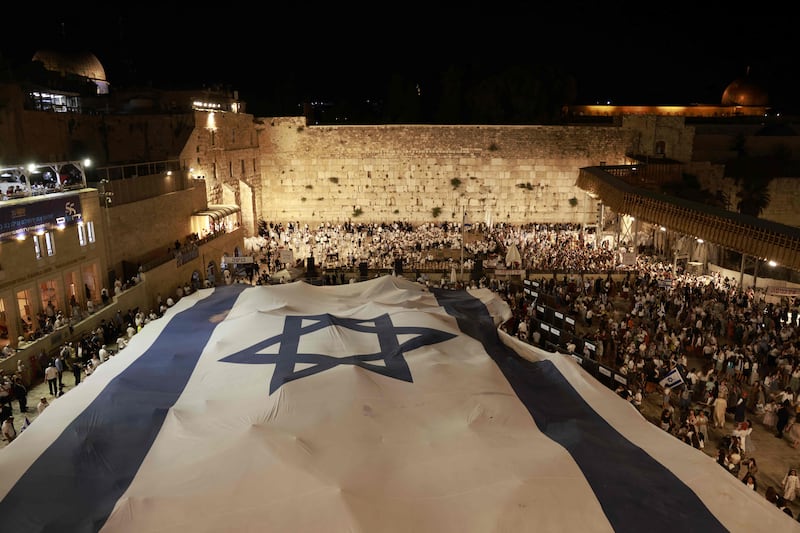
[352,207,364,218]
[488,142,499,151]
[393,209,400,214]
[329,177,339,184]
[301,197,307,202]
[432,207,442,218]
[569,197,578,207]
[450,177,462,189]
[516,183,534,191]
[305,184,313,189]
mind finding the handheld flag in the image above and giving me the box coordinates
[659,366,686,389]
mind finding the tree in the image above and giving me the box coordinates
[735,178,771,217]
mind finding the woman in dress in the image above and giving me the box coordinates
[694,410,709,447]
[790,364,800,395]
[783,468,800,502]
[762,399,778,429]
[785,412,800,448]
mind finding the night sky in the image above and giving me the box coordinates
[2,3,797,120]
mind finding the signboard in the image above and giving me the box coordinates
[540,323,550,332]
[222,256,254,264]
[570,354,583,365]
[767,286,800,297]
[620,252,637,266]
[550,328,560,337]
[565,317,575,326]
[613,374,628,385]
[598,367,612,377]
[279,249,294,264]
[554,312,563,320]
[0,194,82,242]
[584,342,596,352]
[495,269,526,276]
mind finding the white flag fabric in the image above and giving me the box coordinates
[659,366,686,389]
[0,276,792,532]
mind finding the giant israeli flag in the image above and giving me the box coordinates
[0,277,792,532]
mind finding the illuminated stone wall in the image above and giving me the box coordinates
[255,120,636,226]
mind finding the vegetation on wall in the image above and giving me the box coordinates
[516,182,534,191]
[329,177,339,184]
[352,207,364,218]
[568,197,578,207]
[432,206,442,218]
[736,177,772,217]
[305,184,313,189]
[488,142,499,151]
[450,177,462,189]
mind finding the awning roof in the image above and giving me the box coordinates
[193,204,240,221]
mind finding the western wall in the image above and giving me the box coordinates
[255,118,635,226]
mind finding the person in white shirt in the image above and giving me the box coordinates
[36,397,49,414]
[98,346,108,363]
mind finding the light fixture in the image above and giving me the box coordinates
[696,238,704,243]
[659,226,666,232]
[768,260,777,267]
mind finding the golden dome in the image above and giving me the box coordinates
[32,49,107,83]
[721,75,769,107]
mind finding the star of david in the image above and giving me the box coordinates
[220,313,456,394]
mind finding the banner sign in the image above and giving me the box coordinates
[766,286,800,297]
[495,269,526,276]
[223,256,254,264]
[0,194,82,242]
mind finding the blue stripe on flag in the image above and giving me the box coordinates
[431,288,726,533]
[0,285,248,532]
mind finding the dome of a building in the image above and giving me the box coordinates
[721,72,769,107]
[32,49,107,83]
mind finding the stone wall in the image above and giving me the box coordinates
[693,172,800,227]
[256,122,635,225]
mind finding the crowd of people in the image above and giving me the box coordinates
[2,218,800,521]
[0,291,181,444]
[243,218,800,519]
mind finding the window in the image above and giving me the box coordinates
[33,234,42,259]
[45,231,55,256]
[655,141,666,155]
[87,221,96,243]
[78,223,87,246]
